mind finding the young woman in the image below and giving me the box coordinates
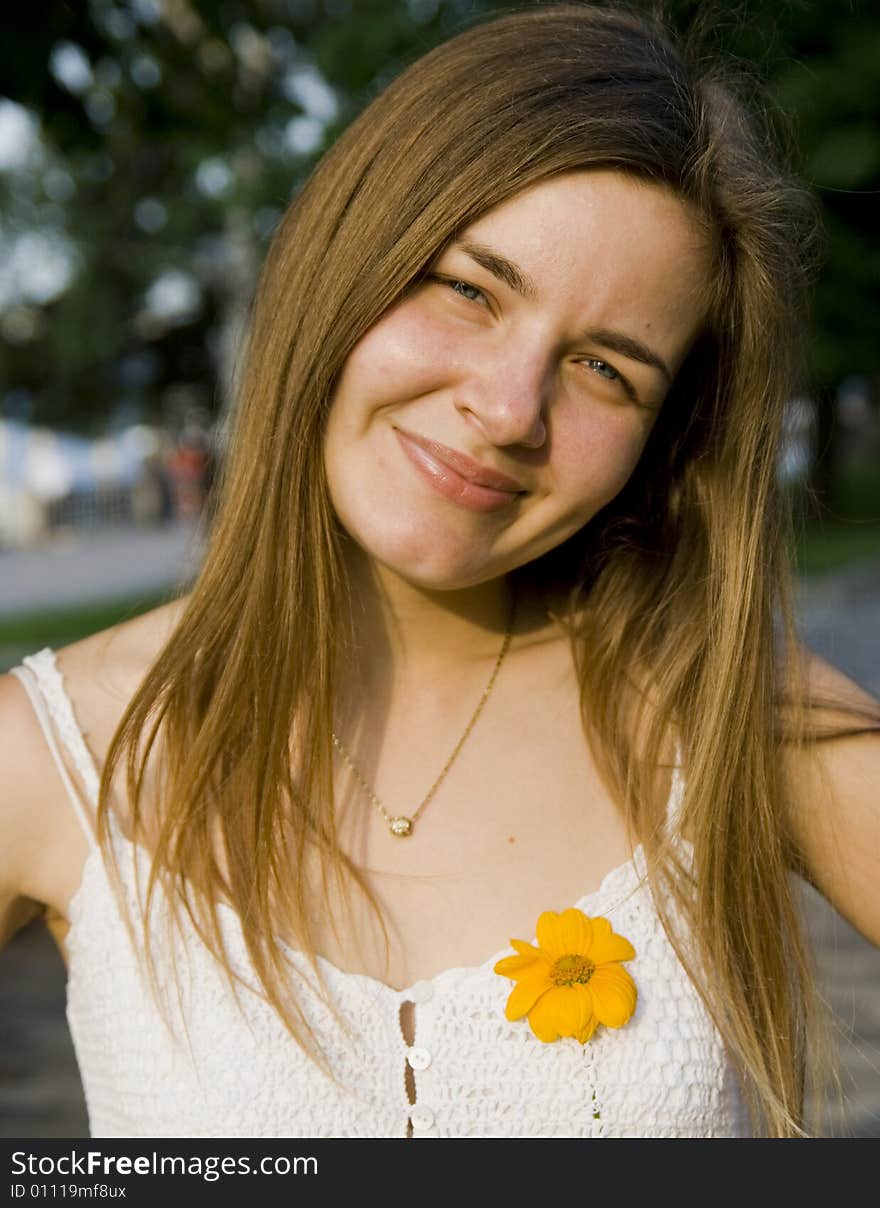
[2,3,878,1139]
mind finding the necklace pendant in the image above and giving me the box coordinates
[389,816,414,837]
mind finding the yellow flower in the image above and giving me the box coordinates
[493,909,637,1044]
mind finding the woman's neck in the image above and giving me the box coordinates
[340,543,520,695]
[330,543,575,777]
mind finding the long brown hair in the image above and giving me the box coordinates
[98,1,880,1135]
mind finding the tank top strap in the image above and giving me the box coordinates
[9,648,101,850]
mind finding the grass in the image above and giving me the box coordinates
[790,457,880,577]
[793,520,880,576]
[0,591,175,650]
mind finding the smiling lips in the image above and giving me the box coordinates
[394,427,526,513]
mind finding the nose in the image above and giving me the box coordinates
[453,348,549,449]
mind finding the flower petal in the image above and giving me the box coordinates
[546,985,587,1034]
[575,1014,599,1044]
[561,983,594,1037]
[589,916,636,965]
[588,964,638,1028]
[536,909,593,959]
[511,938,543,959]
[557,908,595,955]
[535,911,562,958]
[494,952,545,979]
[526,986,567,1042]
[526,985,593,1042]
[504,972,551,1021]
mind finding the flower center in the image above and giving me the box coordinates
[551,953,595,987]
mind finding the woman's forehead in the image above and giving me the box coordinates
[438,171,714,358]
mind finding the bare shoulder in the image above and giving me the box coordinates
[780,645,880,947]
[0,595,189,948]
[0,668,67,945]
[51,594,190,759]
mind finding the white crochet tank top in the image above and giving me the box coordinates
[11,648,750,1138]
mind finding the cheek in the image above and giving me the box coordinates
[337,305,458,401]
[553,411,651,507]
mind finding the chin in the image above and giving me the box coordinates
[377,549,501,594]
[344,519,504,592]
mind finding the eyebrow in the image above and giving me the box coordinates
[450,238,674,385]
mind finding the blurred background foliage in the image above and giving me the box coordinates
[0,0,878,524]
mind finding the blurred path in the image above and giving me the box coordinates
[0,522,205,618]
[795,556,880,697]
[0,531,878,1136]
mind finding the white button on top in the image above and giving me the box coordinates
[410,1106,435,1130]
[406,980,434,1004]
[406,1046,432,1071]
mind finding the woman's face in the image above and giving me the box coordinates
[323,169,712,590]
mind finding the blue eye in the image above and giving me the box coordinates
[429,275,487,305]
[584,358,620,381]
[580,358,643,406]
[451,280,484,302]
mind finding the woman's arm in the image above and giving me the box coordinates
[782,649,880,947]
[0,672,65,948]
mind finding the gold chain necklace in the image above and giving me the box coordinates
[331,596,516,838]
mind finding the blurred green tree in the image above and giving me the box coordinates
[0,0,485,436]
